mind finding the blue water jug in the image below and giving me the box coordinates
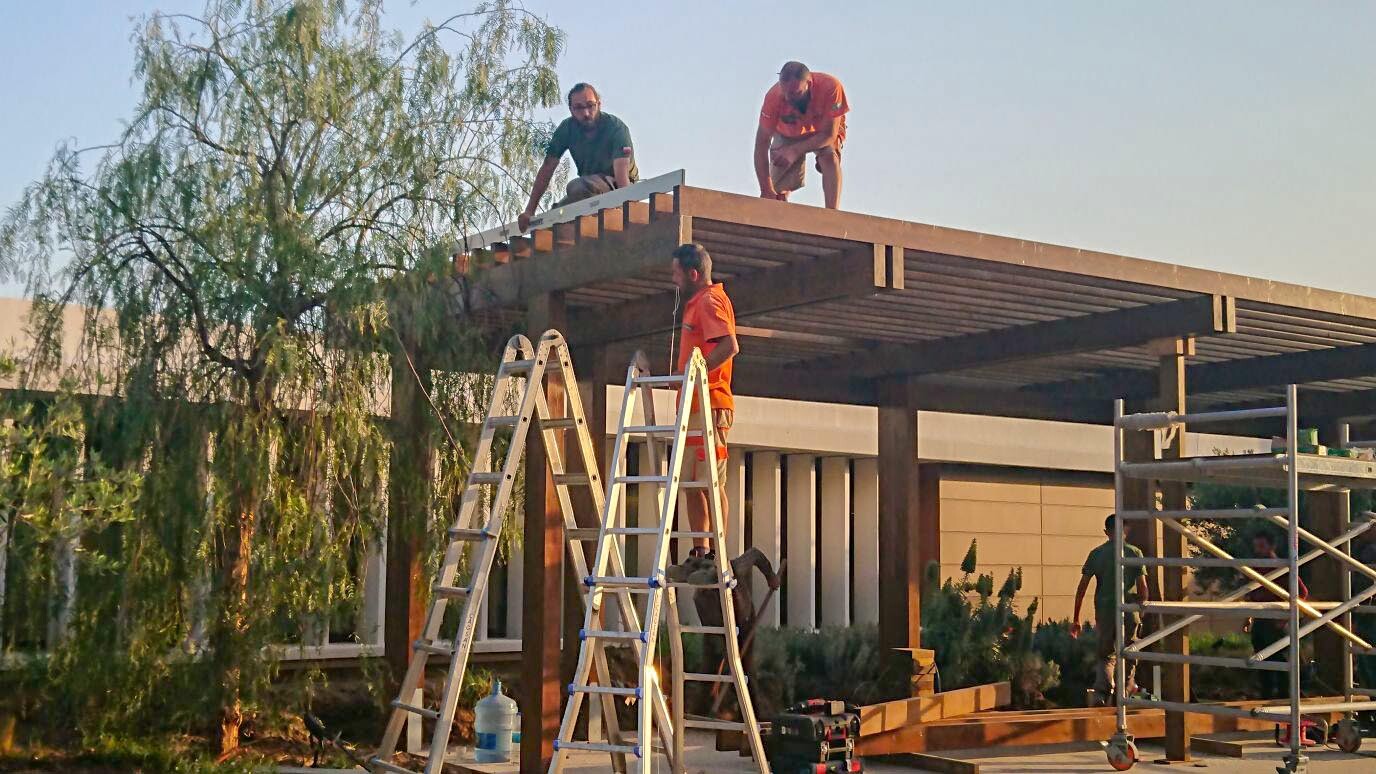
[474,679,518,763]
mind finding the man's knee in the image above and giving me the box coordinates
[564,176,595,202]
[815,145,840,169]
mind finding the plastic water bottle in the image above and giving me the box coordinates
[474,679,518,763]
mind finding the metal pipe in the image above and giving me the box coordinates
[1262,514,1376,584]
[1285,384,1301,763]
[1114,406,1287,430]
[1122,697,1270,722]
[1126,519,1374,654]
[1124,557,1289,568]
[1251,582,1376,662]
[1119,507,1288,521]
[1157,517,1371,648]
[1252,701,1376,716]
[1113,399,1128,735]
[1124,650,1290,671]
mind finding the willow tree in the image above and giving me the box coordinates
[1,0,561,753]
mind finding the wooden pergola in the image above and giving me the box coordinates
[400,176,1376,770]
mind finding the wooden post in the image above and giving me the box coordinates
[385,342,435,687]
[878,380,922,676]
[522,292,566,773]
[1156,342,1190,762]
[1310,421,1351,695]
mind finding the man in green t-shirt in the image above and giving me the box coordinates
[518,82,639,231]
[1071,513,1150,703]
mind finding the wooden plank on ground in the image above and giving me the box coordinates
[1190,736,1246,757]
[874,751,981,773]
[860,682,1011,735]
[858,697,1350,756]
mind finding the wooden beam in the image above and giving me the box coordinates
[676,185,1376,320]
[384,343,435,690]
[1189,736,1246,758]
[1310,421,1351,696]
[805,295,1234,380]
[521,293,566,773]
[568,242,897,346]
[860,683,1011,735]
[470,218,682,311]
[858,703,1279,756]
[878,380,922,672]
[1055,338,1376,401]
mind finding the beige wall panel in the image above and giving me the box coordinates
[1041,482,1115,508]
[1043,535,1107,566]
[1040,596,1076,622]
[1044,564,1090,595]
[941,499,1040,535]
[941,532,1041,566]
[1041,504,1113,537]
[940,478,1040,504]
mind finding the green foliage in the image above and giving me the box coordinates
[920,545,1059,707]
[749,624,902,718]
[0,0,564,752]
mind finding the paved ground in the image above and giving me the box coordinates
[285,730,1376,773]
[419,730,1376,773]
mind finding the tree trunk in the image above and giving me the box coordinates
[214,394,273,756]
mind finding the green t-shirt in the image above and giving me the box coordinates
[545,113,639,182]
[1082,540,1145,618]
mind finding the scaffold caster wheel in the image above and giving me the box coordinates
[1334,718,1362,754]
[1104,733,1138,771]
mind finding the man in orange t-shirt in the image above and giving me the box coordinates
[671,243,740,557]
[754,61,849,209]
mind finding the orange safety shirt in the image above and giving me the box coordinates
[677,283,736,413]
[758,72,850,144]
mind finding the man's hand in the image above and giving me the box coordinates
[1243,617,1252,634]
[760,187,786,201]
[1070,622,1082,638]
[517,208,535,233]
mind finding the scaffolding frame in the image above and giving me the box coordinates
[1106,385,1376,773]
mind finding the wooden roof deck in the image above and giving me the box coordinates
[453,178,1376,432]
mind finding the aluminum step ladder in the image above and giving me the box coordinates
[371,331,673,774]
[549,350,768,774]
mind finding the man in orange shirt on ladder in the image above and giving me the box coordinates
[754,61,850,209]
[669,242,740,560]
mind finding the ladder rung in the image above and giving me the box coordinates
[448,527,496,541]
[568,682,642,698]
[469,472,507,485]
[608,527,661,536]
[501,358,536,374]
[413,639,453,656]
[566,527,600,541]
[684,716,747,732]
[613,475,708,489]
[554,740,641,756]
[668,580,732,590]
[632,375,685,386]
[553,474,591,487]
[671,530,713,539]
[683,672,734,684]
[581,629,649,643]
[624,424,676,434]
[680,625,734,636]
[432,584,470,599]
[585,575,660,588]
[368,758,419,774]
[486,415,524,428]
[390,700,439,721]
[541,417,579,429]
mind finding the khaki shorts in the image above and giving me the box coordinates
[680,408,733,484]
[555,173,616,206]
[769,133,843,194]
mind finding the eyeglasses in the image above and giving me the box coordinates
[570,101,600,111]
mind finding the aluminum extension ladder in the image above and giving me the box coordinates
[549,350,768,774]
[371,331,674,774]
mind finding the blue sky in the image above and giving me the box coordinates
[2,1,1373,296]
